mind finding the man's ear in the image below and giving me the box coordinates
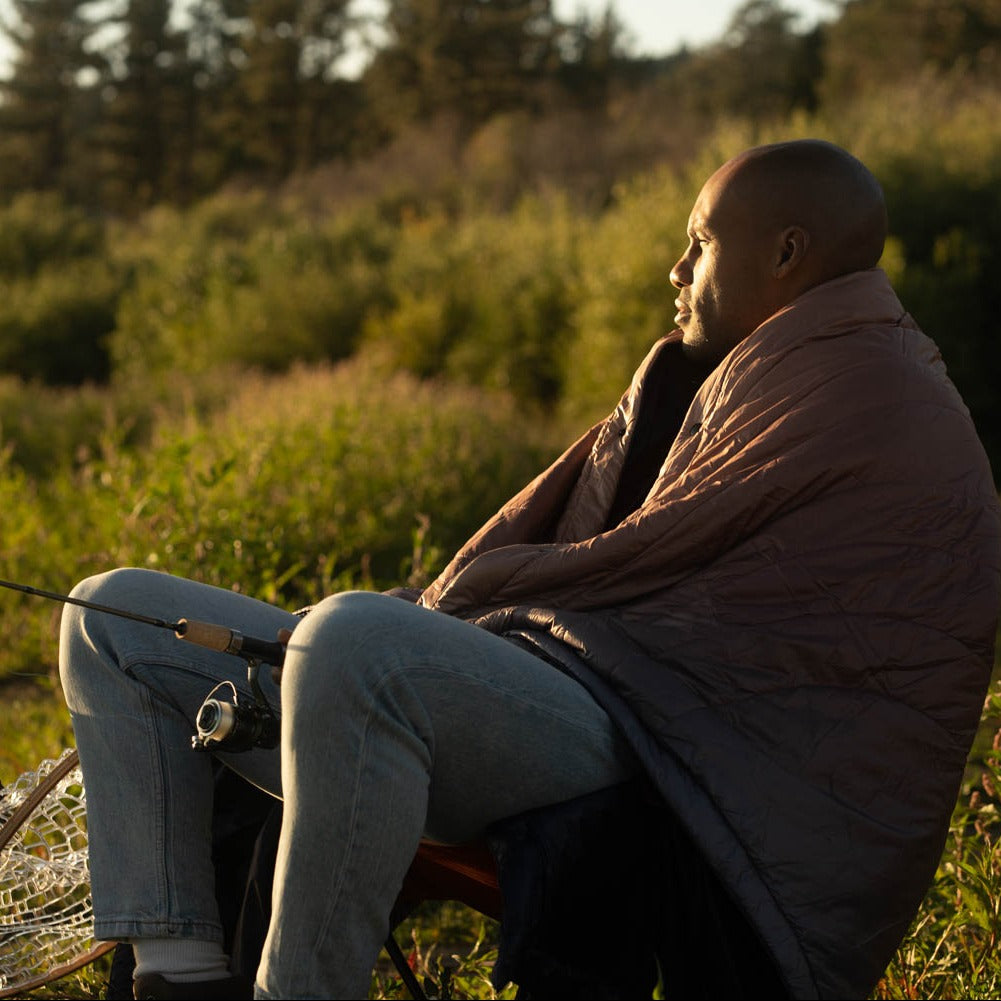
[773,226,809,278]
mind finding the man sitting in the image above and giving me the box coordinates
[60,139,1001,1000]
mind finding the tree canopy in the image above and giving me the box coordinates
[8,0,994,210]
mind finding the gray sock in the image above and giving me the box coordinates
[131,937,230,982]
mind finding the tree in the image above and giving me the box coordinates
[366,0,559,131]
[681,0,821,121]
[230,0,352,179]
[818,0,1001,105]
[174,0,254,192]
[0,0,101,197]
[73,0,221,208]
[555,2,629,108]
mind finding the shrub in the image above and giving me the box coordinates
[817,77,1001,481]
[561,163,694,423]
[110,198,396,379]
[0,260,120,384]
[0,377,118,476]
[362,195,580,406]
[0,192,107,278]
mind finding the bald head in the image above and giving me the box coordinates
[720,139,888,288]
[670,140,889,364]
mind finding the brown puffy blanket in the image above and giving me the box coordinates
[419,269,1001,998]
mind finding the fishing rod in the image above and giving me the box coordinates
[0,576,285,751]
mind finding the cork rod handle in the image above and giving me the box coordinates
[175,618,235,653]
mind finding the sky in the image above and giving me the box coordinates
[556,0,837,57]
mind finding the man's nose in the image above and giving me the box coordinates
[670,256,690,289]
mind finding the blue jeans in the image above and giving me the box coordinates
[59,568,637,998]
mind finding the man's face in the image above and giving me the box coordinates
[670,164,777,365]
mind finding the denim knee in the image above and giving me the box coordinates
[279,590,426,722]
[68,566,155,609]
[286,591,409,673]
[59,567,170,709]
[59,570,120,706]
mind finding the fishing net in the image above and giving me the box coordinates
[0,747,112,997]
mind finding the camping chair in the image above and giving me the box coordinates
[383,838,502,999]
[386,781,669,1000]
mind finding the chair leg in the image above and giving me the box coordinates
[383,932,428,1001]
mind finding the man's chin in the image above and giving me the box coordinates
[681,326,738,367]
[680,329,713,363]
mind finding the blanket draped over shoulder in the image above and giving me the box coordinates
[419,269,1001,999]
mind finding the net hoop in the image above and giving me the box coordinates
[0,747,115,998]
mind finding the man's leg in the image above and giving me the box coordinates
[59,568,296,990]
[256,590,638,1000]
[61,574,637,999]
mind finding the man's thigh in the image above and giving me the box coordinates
[284,591,639,843]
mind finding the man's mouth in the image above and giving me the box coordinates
[674,298,691,326]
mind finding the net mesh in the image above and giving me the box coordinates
[0,747,110,996]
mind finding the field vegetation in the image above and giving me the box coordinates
[2,0,1001,997]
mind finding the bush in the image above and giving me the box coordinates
[816,77,1001,481]
[110,198,396,379]
[362,195,580,406]
[563,164,692,422]
[0,192,107,278]
[0,260,120,384]
[0,377,118,476]
[1,87,1000,481]
[0,185,119,386]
